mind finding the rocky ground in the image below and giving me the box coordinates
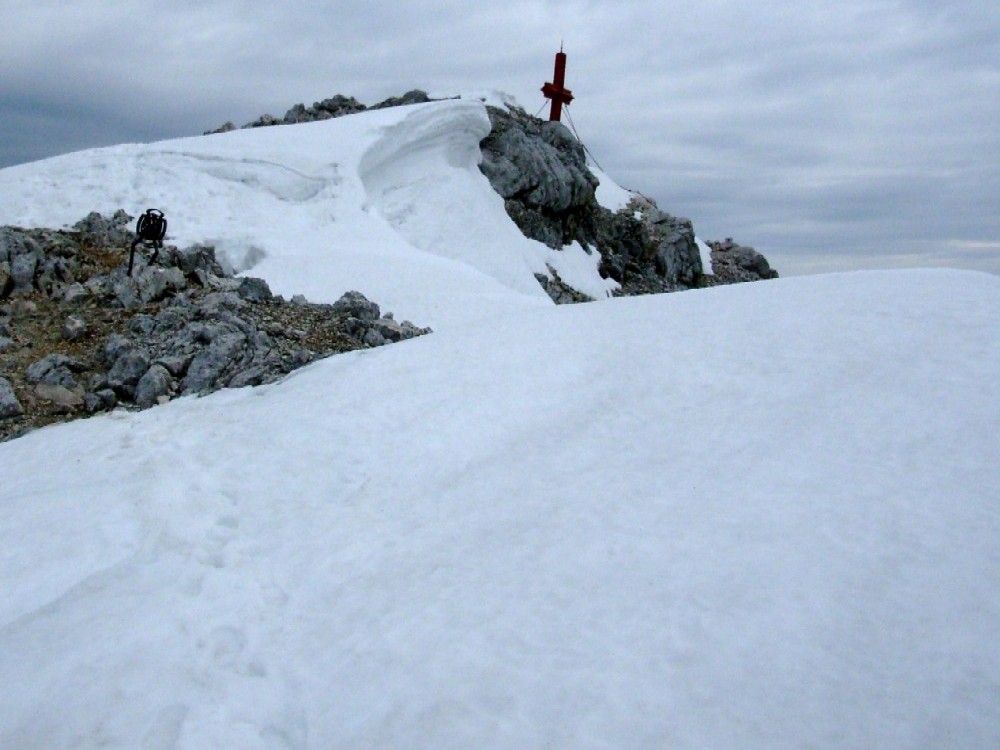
[205,90,433,133]
[477,104,704,298]
[477,105,782,297]
[0,212,430,442]
[703,237,780,284]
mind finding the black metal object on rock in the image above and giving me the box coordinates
[128,209,167,276]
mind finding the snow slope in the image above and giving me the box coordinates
[1,99,999,749]
[0,99,615,328]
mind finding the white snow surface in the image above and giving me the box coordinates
[695,236,715,275]
[591,163,636,212]
[433,88,523,111]
[1,99,999,749]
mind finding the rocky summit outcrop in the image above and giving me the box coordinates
[478,106,598,250]
[206,90,433,134]
[0,212,430,442]
[704,238,779,284]
[478,104,705,298]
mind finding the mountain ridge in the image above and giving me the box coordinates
[207,90,779,297]
[0,91,996,750]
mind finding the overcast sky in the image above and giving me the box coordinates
[2,0,997,276]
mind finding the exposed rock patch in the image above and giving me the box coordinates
[0,377,21,417]
[0,213,430,442]
[534,268,593,305]
[206,90,433,134]
[478,105,706,298]
[704,238,780,284]
[478,105,599,251]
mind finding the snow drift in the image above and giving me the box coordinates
[0,98,998,749]
[0,99,615,328]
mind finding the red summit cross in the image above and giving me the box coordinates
[541,48,574,122]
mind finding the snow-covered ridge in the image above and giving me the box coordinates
[1,92,998,749]
[0,99,619,329]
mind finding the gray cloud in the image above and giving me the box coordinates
[1,0,997,276]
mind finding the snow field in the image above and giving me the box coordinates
[1,267,998,748]
[0,98,998,749]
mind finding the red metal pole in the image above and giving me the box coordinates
[541,50,574,122]
[553,52,567,90]
[550,52,567,121]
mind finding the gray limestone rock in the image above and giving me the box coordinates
[730,246,776,278]
[0,261,11,298]
[62,316,87,341]
[182,332,246,393]
[235,276,272,302]
[479,107,597,230]
[371,90,431,110]
[87,372,109,392]
[85,275,111,297]
[372,317,405,342]
[10,251,39,291]
[247,113,282,128]
[103,333,137,367]
[312,95,366,117]
[370,316,430,343]
[83,389,117,413]
[0,228,17,263]
[150,306,194,336]
[175,245,226,277]
[199,292,246,317]
[36,256,73,295]
[290,349,314,366]
[134,266,187,304]
[61,282,88,304]
[156,354,192,378]
[535,269,594,304]
[332,290,380,322]
[84,392,105,413]
[73,210,133,248]
[135,364,173,408]
[208,91,438,134]
[33,383,84,409]
[0,377,22,418]
[112,275,142,310]
[707,238,779,283]
[399,320,431,338]
[226,364,268,389]
[26,354,87,388]
[281,104,312,124]
[107,349,151,395]
[204,121,236,135]
[363,328,386,347]
[128,313,157,337]
[637,204,701,287]
[478,104,704,293]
